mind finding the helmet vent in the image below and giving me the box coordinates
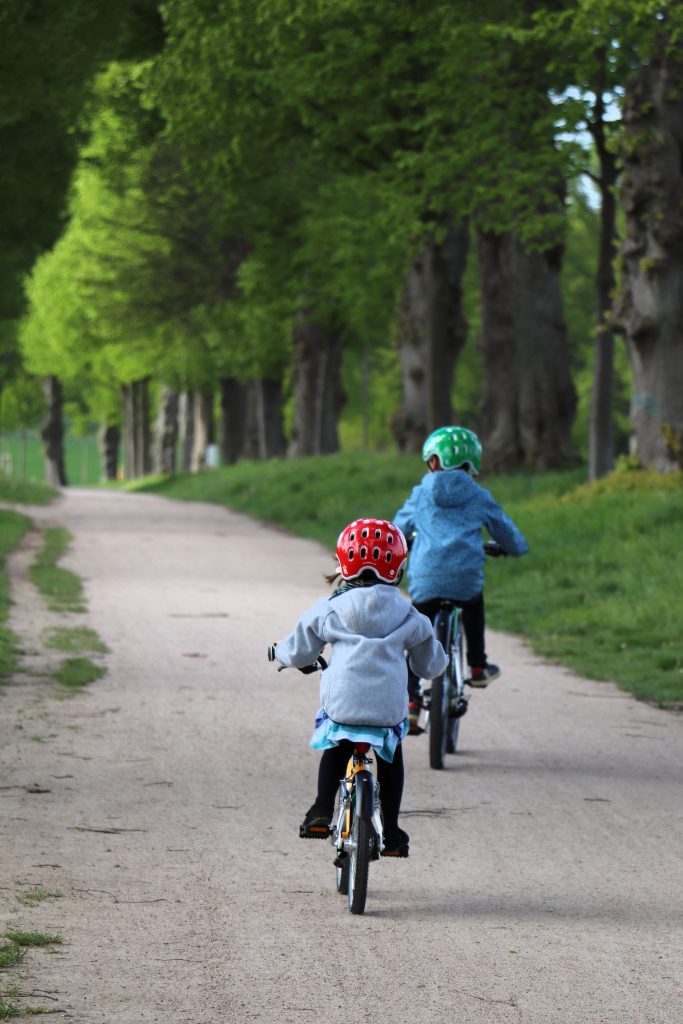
[349,531,355,541]
[372,546,380,559]
[374,528,381,539]
[359,545,367,559]
[361,528,369,538]
[387,533,393,543]
[348,548,354,560]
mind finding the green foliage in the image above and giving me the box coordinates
[138,454,683,705]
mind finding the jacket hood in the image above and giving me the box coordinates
[330,585,412,639]
[423,469,477,509]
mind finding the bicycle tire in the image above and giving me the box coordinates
[336,856,350,895]
[446,614,465,754]
[429,608,452,770]
[348,815,371,914]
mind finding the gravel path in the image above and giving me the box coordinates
[1,487,681,1023]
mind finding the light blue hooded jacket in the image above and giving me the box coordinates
[274,584,447,727]
[394,470,528,603]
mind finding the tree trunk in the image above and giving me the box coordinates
[476,229,577,471]
[588,55,620,481]
[98,424,120,481]
[178,392,195,472]
[219,377,247,464]
[122,379,152,479]
[288,313,345,456]
[40,375,68,486]
[391,218,470,453]
[613,40,683,471]
[244,379,287,459]
[153,387,179,476]
[190,389,214,472]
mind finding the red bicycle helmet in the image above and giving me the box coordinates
[335,518,408,583]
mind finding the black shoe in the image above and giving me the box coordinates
[467,663,501,688]
[299,803,332,839]
[381,827,409,858]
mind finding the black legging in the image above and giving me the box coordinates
[407,593,486,702]
[315,740,404,835]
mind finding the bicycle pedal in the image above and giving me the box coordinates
[449,699,468,720]
[381,846,409,859]
[299,824,330,839]
[333,852,348,868]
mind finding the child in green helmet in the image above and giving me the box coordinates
[394,426,528,728]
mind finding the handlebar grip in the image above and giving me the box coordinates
[484,541,506,558]
[297,655,328,674]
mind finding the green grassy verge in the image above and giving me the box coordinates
[44,627,108,655]
[29,528,85,613]
[0,477,57,507]
[0,511,31,677]
[54,656,106,691]
[136,454,683,707]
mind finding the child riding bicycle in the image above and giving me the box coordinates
[394,426,528,730]
[268,518,447,858]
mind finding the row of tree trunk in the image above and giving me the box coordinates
[41,32,683,487]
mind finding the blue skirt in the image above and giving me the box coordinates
[310,708,409,763]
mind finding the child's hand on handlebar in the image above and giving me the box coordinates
[484,540,507,557]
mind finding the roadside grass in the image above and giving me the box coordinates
[15,889,62,909]
[0,511,31,677]
[0,993,21,1019]
[131,452,583,546]
[53,657,106,691]
[0,478,56,507]
[136,454,683,707]
[23,527,107,695]
[0,932,62,1019]
[44,627,108,655]
[29,528,85,613]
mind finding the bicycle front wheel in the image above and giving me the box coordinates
[429,608,452,770]
[348,815,371,914]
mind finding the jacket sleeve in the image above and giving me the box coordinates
[394,485,422,546]
[274,600,327,668]
[484,497,529,557]
[406,610,448,679]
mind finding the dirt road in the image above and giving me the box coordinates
[1,488,681,1023]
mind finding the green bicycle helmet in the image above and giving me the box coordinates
[422,426,482,475]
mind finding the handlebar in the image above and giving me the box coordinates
[267,645,328,673]
[483,540,507,558]
[410,533,507,558]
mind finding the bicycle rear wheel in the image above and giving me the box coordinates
[348,815,371,914]
[429,608,452,770]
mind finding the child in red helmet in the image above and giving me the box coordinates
[269,518,446,857]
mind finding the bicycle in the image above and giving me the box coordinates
[270,652,386,915]
[331,741,384,915]
[416,540,507,770]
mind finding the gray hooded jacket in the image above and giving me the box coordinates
[274,584,447,727]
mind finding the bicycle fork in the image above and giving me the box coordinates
[333,755,384,860]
